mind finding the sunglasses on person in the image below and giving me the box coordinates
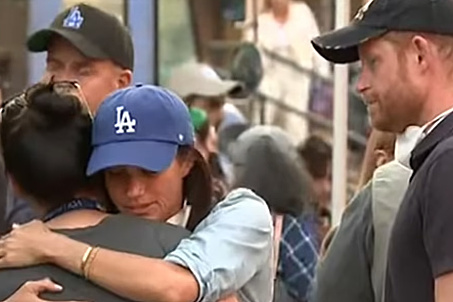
[0,79,90,117]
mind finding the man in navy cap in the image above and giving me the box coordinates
[312,0,453,301]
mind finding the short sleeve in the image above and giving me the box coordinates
[423,150,453,277]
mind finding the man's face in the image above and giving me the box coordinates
[104,156,193,221]
[357,37,422,132]
[43,36,130,113]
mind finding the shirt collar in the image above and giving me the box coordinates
[395,107,453,168]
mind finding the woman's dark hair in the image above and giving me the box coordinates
[298,135,332,179]
[1,82,96,211]
[190,109,228,202]
[233,135,314,217]
[178,146,214,231]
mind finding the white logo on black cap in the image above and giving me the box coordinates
[115,106,136,134]
[354,0,374,21]
[63,6,84,29]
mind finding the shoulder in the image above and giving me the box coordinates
[420,139,453,184]
[90,215,191,253]
[429,136,453,161]
[343,183,373,222]
[207,188,273,230]
[215,188,269,211]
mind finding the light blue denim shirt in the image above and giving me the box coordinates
[165,188,273,302]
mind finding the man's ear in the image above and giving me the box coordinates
[117,69,132,89]
[374,149,391,168]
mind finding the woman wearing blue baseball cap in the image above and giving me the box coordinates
[0,84,273,302]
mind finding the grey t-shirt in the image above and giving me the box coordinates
[313,183,375,302]
[0,214,190,301]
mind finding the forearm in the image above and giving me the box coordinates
[45,233,198,302]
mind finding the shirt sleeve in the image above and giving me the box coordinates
[423,149,453,278]
[164,188,273,302]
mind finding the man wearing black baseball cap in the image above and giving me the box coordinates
[312,0,453,301]
[28,3,133,112]
[4,3,134,238]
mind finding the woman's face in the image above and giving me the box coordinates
[104,156,193,221]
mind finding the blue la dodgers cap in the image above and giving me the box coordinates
[86,84,195,176]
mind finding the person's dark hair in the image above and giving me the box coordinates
[298,135,332,179]
[177,146,214,231]
[194,119,227,193]
[218,123,250,155]
[233,136,314,216]
[1,82,95,211]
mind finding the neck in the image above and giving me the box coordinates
[419,83,453,126]
[46,209,107,230]
[44,193,107,230]
[272,5,289,22]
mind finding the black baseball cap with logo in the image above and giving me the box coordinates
[27,3,134,71]
[312,0,453,64]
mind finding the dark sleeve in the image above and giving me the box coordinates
[423,149,453,277]
[313,184,375,302]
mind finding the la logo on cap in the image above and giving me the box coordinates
[354,0,374,21]
[115,106,136,134]
[63,6,84,29]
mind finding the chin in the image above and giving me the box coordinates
[371,118,403,133]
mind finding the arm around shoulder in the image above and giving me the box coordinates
[165,188,273,302]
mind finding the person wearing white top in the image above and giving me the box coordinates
[244,0,330,143]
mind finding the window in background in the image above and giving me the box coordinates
[158,0,196,86]
[62,0,125,23]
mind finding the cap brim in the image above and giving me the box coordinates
[191,80,243,98]
[87,140,178,176]
[311,24,387,64]
[27,28,107,59]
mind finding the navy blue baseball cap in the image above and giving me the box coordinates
[86,84,195,176]
[312,0,453,64]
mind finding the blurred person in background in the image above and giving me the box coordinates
[189,107,228,203]
[244,0,330,143]
[168,62,247,201]
[218,123,251,187]
[168,62,245,130]
[313,129,411,302]
[297,135,332,211]
[297,135,332,247]
[231,125,318,302]
[4,3,133,232]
